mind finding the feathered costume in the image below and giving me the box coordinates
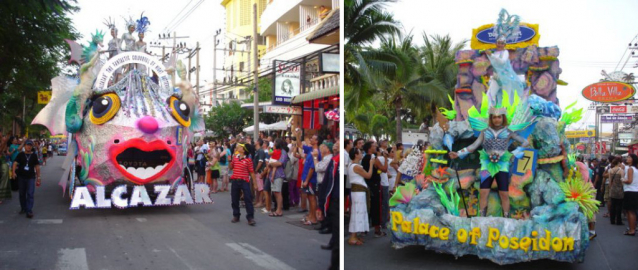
[457,92,535,183]
[486,9,527,107]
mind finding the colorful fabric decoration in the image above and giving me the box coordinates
[389,182,417,207]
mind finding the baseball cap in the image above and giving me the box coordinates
[25,139,34,146]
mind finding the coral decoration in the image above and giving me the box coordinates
[389,182,417,207]
[558,169,600,219]
[432,182,460,216]
[559,101,583,127]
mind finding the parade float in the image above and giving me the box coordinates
[390,9,596,264]
[32,14,211,209]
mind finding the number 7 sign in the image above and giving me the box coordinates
[512,148,538,176]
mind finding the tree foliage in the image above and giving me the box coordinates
[204,102,249,139]
[0,0,81,134]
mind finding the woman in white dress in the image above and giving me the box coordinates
[348,148,374,245]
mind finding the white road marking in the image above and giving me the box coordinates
[226,242,295,270]
[168,247,196,270]
[56,248,89,270]
[33,219,63,224]
[136,218,147,222]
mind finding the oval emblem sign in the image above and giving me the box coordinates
[476,25,536,44]
[582,81,636,103]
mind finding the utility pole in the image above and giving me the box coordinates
[252,3,259,140]
[172,31,177,87]
[188,49,192,81]
[196,41,200,97]
[213,30,220,107]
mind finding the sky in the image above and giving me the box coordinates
[69,0,226,88]
[386,0,638,132]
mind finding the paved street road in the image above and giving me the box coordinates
[345,205,638,270]
[0,155,330,270]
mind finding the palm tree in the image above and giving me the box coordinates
[416,33,467,123]
[345,0,401,111]
[374,34,450,142]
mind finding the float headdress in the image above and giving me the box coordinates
[123,15,136,30]
[136,13,151,34]
[492,8,521,43]
[103,17,117,34]
[91,29,105,44]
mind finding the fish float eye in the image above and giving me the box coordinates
[169,96,191,127]
[89,93,120,125]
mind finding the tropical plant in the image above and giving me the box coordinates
[0,0,81,134]
[204,102,249,139]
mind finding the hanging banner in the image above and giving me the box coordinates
[582,81,636,103]
[264,105,302,115]
[272,60,301,105]
[565,130,596,138]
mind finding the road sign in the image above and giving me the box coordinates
[601,115,634,123]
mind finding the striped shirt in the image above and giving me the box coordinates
[231,155,254,182]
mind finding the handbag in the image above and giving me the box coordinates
[609,167,624,199]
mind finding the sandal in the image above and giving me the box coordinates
[374,231,387,238]
[624,231,636,236]
[303,220,318,226]
[347,240,363,246]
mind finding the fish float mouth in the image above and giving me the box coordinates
[110,138,175,184]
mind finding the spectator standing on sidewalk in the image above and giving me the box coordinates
[229,143,257,226]
[298,129,322,226]
[267,138,288,217]
[12,140,41,218]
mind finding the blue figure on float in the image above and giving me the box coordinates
[485,9,528,107]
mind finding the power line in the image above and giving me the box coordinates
[166,0,205,34]
[161,0,195,33]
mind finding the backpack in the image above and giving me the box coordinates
[218,147,227,164]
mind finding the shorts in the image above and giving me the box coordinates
[196,164,205,176]
[303,182,317,195]
[271,178,283,192]
[480,171,509,191]
[219,165,228,176]
[604,183,610,202]
[255,173,264,191]
[263,176,271,192]
[623,191,638,211]
[211,170,220,179]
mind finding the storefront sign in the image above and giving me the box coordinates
[272,60,301,105]
[601,115,634,123]
[565,130,596,138]
[579,137,590,143]
[320,53,339,73]
[37,91,52,104]
[582,81,636,103]
[610,105,627,113]
[264,105,302,115]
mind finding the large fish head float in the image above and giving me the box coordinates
[34,52,204,189]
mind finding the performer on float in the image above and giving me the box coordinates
[485,9,527,106]
[103,17,121,59]
[135,13,150,54]
[449,97,534,218]
[135,13,151,74]
[121,16,136,51]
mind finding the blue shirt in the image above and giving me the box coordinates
[301,145,321,185]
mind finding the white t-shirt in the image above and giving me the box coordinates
[378,156,389,187]
[624,167,638,192]
[348,164,367,188]
[387,158,397,190]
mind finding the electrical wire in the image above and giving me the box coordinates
[161,0,195,33]
[166,0,206,34]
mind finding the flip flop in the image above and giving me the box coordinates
[624,231,635,236]
[347,240,363,246]
[303,220,318,226]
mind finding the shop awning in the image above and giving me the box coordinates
[291,86,339,104]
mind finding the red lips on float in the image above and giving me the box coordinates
[109,138,176,184]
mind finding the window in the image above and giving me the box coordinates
[240,0,250,26]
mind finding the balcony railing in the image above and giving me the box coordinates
[305,73,339,94]
[266,17,320,53]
